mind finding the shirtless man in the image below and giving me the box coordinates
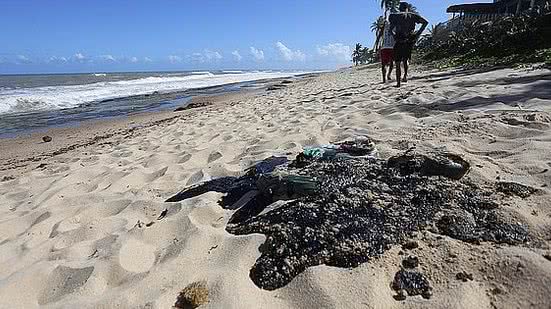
[389,2,428,87]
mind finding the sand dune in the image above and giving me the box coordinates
[1,65,551,308]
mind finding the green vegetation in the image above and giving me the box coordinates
[379,0,399,11]
[378,0,416,13]
[417,4,551,68]
[352,43,377,66]
[415,48,551,70]
[372,16,386,50]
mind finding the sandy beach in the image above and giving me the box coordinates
[1,65,551,308]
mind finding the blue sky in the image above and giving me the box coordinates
[0,0,480,74]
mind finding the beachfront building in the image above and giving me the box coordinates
[445,0,547,29]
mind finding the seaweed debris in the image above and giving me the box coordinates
[226,157,531,290]
[391,269,433,300]
[174,281,209,309]
[165,145,535,291]
[496,181,540,198]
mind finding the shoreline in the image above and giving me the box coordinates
[0,71,323,137]
[0,73,320,172]
[0,84,264,172]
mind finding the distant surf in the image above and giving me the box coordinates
[0,70,312,115]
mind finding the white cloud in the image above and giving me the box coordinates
[317,43,351,62]
[204,49,223,61]
[276,42,306,61]
[231,50,242,62]
[46,56,67,63]
[168,55,182,63]
[189,50,223,63]
[100,54,117,62]
[190,53,205,63]
[144,57,153,62]
[16,55,32,64]
[73,52,88,63]
[48,56,68,63]
[250,46,265,61]
[130,56,139,63]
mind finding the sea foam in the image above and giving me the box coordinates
[0,71,306,114]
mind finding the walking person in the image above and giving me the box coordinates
[379,17,395,83]
[389,2,428,87]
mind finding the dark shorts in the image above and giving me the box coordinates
[394,40,414,62]
[380,48,394,65]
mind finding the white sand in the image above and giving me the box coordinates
[1,65,551,308]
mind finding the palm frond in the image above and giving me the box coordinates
[380,0,399,12]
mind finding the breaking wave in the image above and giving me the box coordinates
[0,71,309,114]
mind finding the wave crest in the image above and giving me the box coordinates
[0,71,311,114]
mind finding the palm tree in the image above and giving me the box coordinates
[352,43,363,66]
[428,23,448,43]
[360,47,375,64]
[371,16,386,50]
[380,0,418,14]
[406,3,419,14]
[380,0,399,12]
[371,16,384,33]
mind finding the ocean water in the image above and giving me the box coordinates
[0,70,312,137]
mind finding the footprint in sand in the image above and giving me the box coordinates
[208,133,221,142]
[81,156,99,163]
[186,170,205,185]
[5,190,29,201]
[31,211,51,227]
[208,151,223,163]
[38,266,94,305]
[118,238,156,273]
[112,150,133,158]
[172,131,184,137]
[178,153,192,164]
[281,142,299,150]
[321,120,338,132]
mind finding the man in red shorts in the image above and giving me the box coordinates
[379,17,395,84]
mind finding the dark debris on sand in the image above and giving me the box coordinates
[174,101,211,112]
[226,157,533,290]
[388,152,470,180]
[402,240,419,250]
[402,256,419,269]
[42,135,53,143]
[456,271,474,282]
[391,269,433,300]
[496,181,540,198]
[165,143,536,291]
